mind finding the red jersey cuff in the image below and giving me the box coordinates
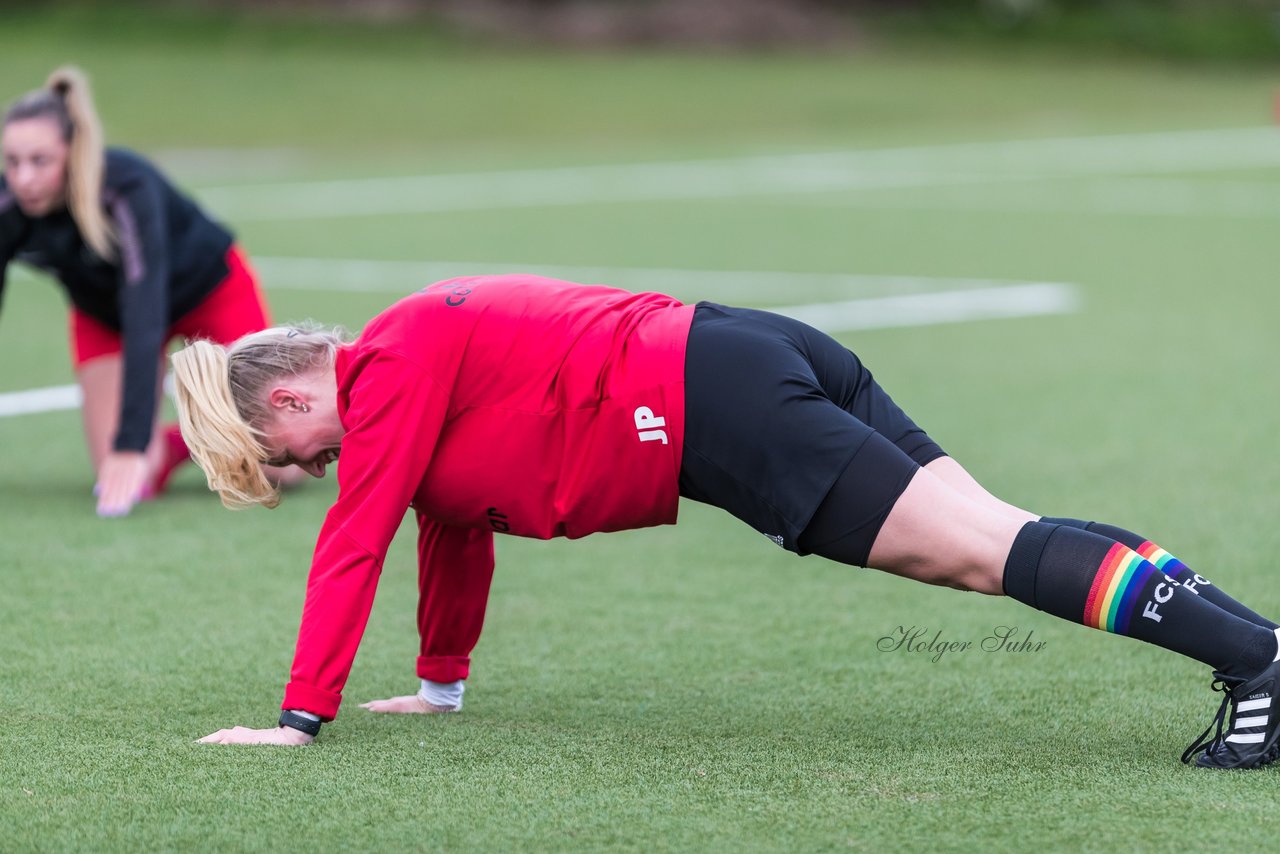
[282,681,342,721]
[416,655,472,683]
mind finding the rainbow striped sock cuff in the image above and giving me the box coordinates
[1082,543,1161,634]
[1134,540,1189,578]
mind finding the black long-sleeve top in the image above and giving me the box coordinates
[0,147,235,452]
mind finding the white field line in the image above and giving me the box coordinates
[252,256,1061,301]
[153,147,308,183]
[194,127,1280,221]
[202,169,1025,220]
[0,274,1078,419]
[802,176,1280,219]
[770,283,1079,331]
[0,384,81,416]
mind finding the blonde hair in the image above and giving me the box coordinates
[171,325,346,510]
[4,66,115,260]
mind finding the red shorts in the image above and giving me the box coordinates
[70,245,272,366]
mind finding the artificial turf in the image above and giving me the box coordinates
[2,8,1280,851]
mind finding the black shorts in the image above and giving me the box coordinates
[678,302,947,566]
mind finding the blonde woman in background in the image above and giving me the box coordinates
[0,66,295,516]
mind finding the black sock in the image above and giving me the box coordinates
[1042,516,1279,631]
[1005,522,1277,679]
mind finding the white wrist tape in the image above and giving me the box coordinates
[418,678,464,710]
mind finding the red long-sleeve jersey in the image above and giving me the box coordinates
[283,275,695,719]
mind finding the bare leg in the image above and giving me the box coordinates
[868,460,1280,771]
[865,465,1024,594]
[76,355,167,481]
[922,458,1280,634]
[924,456,1038,524]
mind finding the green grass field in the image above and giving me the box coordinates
[3,9,1280,851]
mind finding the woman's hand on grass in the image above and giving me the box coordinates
[198,725,314,745]
[359,695,458,714]
[95,451,150,517]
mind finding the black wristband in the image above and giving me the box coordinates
[278,709,322,737]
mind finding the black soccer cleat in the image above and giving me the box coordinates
[1182,661,1280,769]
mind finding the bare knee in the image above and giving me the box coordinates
[924,456,1038,524]
[76,356,124,470]
[867,468,1024,595]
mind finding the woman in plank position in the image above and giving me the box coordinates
[173,275,1279,768]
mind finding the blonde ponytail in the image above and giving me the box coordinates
[46,66,115,261]
[172,340,279,510]
[171,326,346,510]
